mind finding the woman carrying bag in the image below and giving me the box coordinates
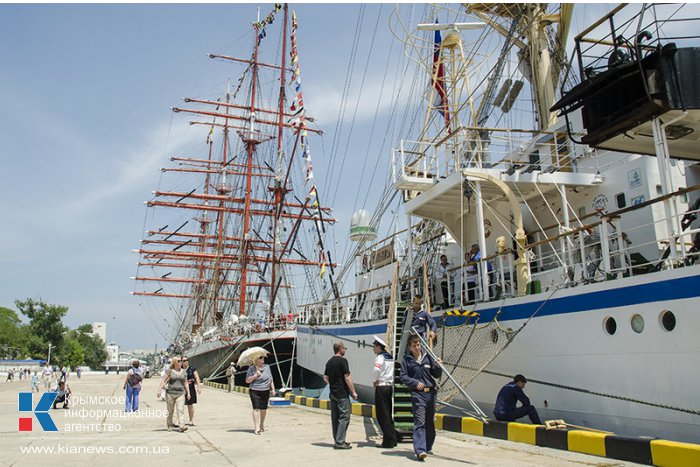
[156,356,190,432]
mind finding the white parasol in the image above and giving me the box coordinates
[236,347,270,367]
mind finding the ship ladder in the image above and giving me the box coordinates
[391,301,415,442]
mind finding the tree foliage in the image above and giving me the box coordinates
[1,299,109,369]
[70,327,108,369]
[15,298,68,351]
[59,336,84,368]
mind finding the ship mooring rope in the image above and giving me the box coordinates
[476,367,700,417]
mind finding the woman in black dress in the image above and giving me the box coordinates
[181,357,201,426]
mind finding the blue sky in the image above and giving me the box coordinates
[0,3,642,350]
[0,3,398,350]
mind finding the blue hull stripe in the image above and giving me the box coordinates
[298,274,700,337]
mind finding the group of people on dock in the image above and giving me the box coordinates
[7,363,75,408]
[156,356,201,432]
[151,294,540,462]
[320,293,540,461]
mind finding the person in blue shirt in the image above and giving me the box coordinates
[410,294,437,347]
[400,334,442,461]
[494,374,542,424]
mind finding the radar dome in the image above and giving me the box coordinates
[350,209,377,242]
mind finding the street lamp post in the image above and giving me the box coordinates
[47,343,53,365]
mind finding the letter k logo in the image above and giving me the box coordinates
[18,392,58,432]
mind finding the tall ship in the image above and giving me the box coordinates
[295,3,700,443]
[132,4,336,388]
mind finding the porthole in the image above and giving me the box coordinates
[631,314,645,333]
[660,310,676,331]
[604,317,617,335]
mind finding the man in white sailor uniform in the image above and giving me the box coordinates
[372,336,396,448]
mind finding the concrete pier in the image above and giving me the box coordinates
[1,374,640,466]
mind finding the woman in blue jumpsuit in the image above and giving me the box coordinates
[400,334,442,460]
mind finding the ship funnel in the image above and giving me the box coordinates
[349,210,377,242]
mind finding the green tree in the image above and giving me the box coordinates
[58,336,84,368]
[0,306,22,357]
[15,298,67,351]
[17,327,47,360]
[72,326,108,369]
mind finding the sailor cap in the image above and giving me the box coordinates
[372,335,387,348]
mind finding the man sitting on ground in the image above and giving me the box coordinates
[493,374,542,424]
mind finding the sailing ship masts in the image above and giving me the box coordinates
[140,238,275,253]
[146,200,334,222]
[133,276,289,288]
[136,248,334,267]
[184,96,311,122]
[138,262,256,272]
[145,231,272,245]
[131,291,261,303]
[138,262,241,270]
[208,53,292,72]
[277,5,289,154]
[189,120,276,137]
[270,4,290,317]
[238,28,262,318]
[161,167,275,178]
[169,156,271,171]
[152,190,332,212]
[172,107,322,134]
[206,90,232,325]
[195,138,215,327]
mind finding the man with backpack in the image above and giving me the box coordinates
[123,360,144,412]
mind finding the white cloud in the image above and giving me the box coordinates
[66,119,197,217]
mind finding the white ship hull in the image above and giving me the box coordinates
[297,265,700,443]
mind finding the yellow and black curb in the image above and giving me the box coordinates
[204,382,700,467]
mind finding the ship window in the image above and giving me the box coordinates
[616,193,626,208]
[631,314,645,333]
[656,184,663,195]
[660,310,676,331]
[604,317,617,335]
[679,188,687,203]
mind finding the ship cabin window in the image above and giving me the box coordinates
[604,316,617,335]
[616,193,626,209]
[656,184,663,195]
[679,188,687,203]
[660,310,676,331]
[630,314,645,333]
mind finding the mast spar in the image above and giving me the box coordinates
[133,4,336,343]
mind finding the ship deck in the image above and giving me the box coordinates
[0,374,649,466]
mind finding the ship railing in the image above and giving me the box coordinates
[568,3,700,88]
[297,283,393,325]
[392,132,598,187]
[504,186,700,294]
[429,184,700,306]
[299,186,699,323]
